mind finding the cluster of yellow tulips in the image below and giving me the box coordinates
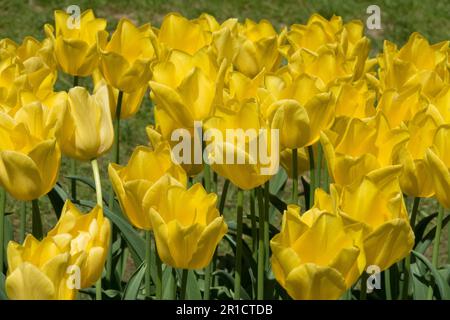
[0,9,448,300]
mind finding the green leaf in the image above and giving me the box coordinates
[47,183,69,219]
[414,211,438,246]
[176,270,202,300]
[0,272,7,300]
[268,193,287,213]
[162,267,176,299]
[411,263,431,300]
[411,250,450,299]
[269,168,287,194]
[123,262,146,300]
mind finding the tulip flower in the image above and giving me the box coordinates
[92,70,147,119]
[331,80,376,119]
[270,204,365,300]
[156,12,213,56]
[392,105,443,197]
[425,125,450,208]
[56,85,113,161]
[338,166,415,270]
[321,113,409,186]
[0,102,61,201]
[377,32,449,98]
[149,183,228,269]
[108,143,187,230]
[98,18,155,93]
[203,100,277,190]
[44,9,107,76]
[47,200,110,288]
[6,234,85,300]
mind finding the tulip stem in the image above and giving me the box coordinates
[427,204,445,300]
[219,179,230,214]
[154,236,162,299]
[316,143,323,189]
[19,201,26,243]
[291,148,298,204]
[113,91,124,164]
[250,190,257,253]
[91,159,104,301]
[0,188,5,273]
[31,199,43,240]
[180,269,188,300]
[264,182,270,270]
[257,187,265,300]
[307,145,315,209]
[145,230,152,299]
[402,197,421,299]
[234,188,244,300]
[70,75,79,203]
[385,268,392,300]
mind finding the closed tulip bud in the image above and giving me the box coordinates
[149,183,228,269]
[57,85,113,161]
[0,102,61,200]
[47,201,110,288]
[270,204,365,300]
[204,101,276,190]
[98,18,155,93]
[392,105,443,197]
[92,69,147,119]
[6,235,85,300]
[425,125,450,208]
[108,143,187,230]
[338,166,415,271]
[44,9,107,77]
[321,113,409,186]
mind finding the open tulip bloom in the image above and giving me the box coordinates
[0,7,449,302]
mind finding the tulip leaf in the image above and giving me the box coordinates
[414,211,438,246]
[123,262,146,300]
[268,193,287,213]
[175,269,202,300]
[269,168,287,194]
[47,183,69,219]
[0,272,7,300]
[411,263,432,300]
[422,215,450,243]
[66,175,109,203]
[411,250,450,299]
[162,267,177,299]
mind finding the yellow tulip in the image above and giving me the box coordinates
[425,125,450,208]
[203,101,276,190]
[0,102,61,200]
[392,105,443,197]
[378,32,449,98]
[156,12,213,56]
[56,85,113,161]
[98,18,155,93]
[149,183,228,269]
[47,200,110,288]
[150,49,226,130]
[108,143,187,230]
[92,70,147,119]
[270,204,365,300]
[45,9,107,76]
[6,234,85,300]
[338,166,415,270]
[321,113,409,186]
[331,79,376,119]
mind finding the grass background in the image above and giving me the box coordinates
[0,0,449,264]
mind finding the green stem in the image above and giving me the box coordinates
[264,182,270,270]
[250,190,257,253]
[0,188,5,273]
[31,199,43,240]
[70,75,79,202]
[180,269,188,300]
[91,159,103,300]
[427,204,445,300]
[234,188,244,300]
[257,188,265,300]
[219,179,230,214]
[292,148,298,204]
[203,164,212,300]
[360,272,368,300]
[145,230,152,299]
[385,268,392,300]
[402,197,420,299]
[307,145,315,208]
[154,237,162,299]
[73,75,79,87]
[19,201,26,243]
[316,143,323,189]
